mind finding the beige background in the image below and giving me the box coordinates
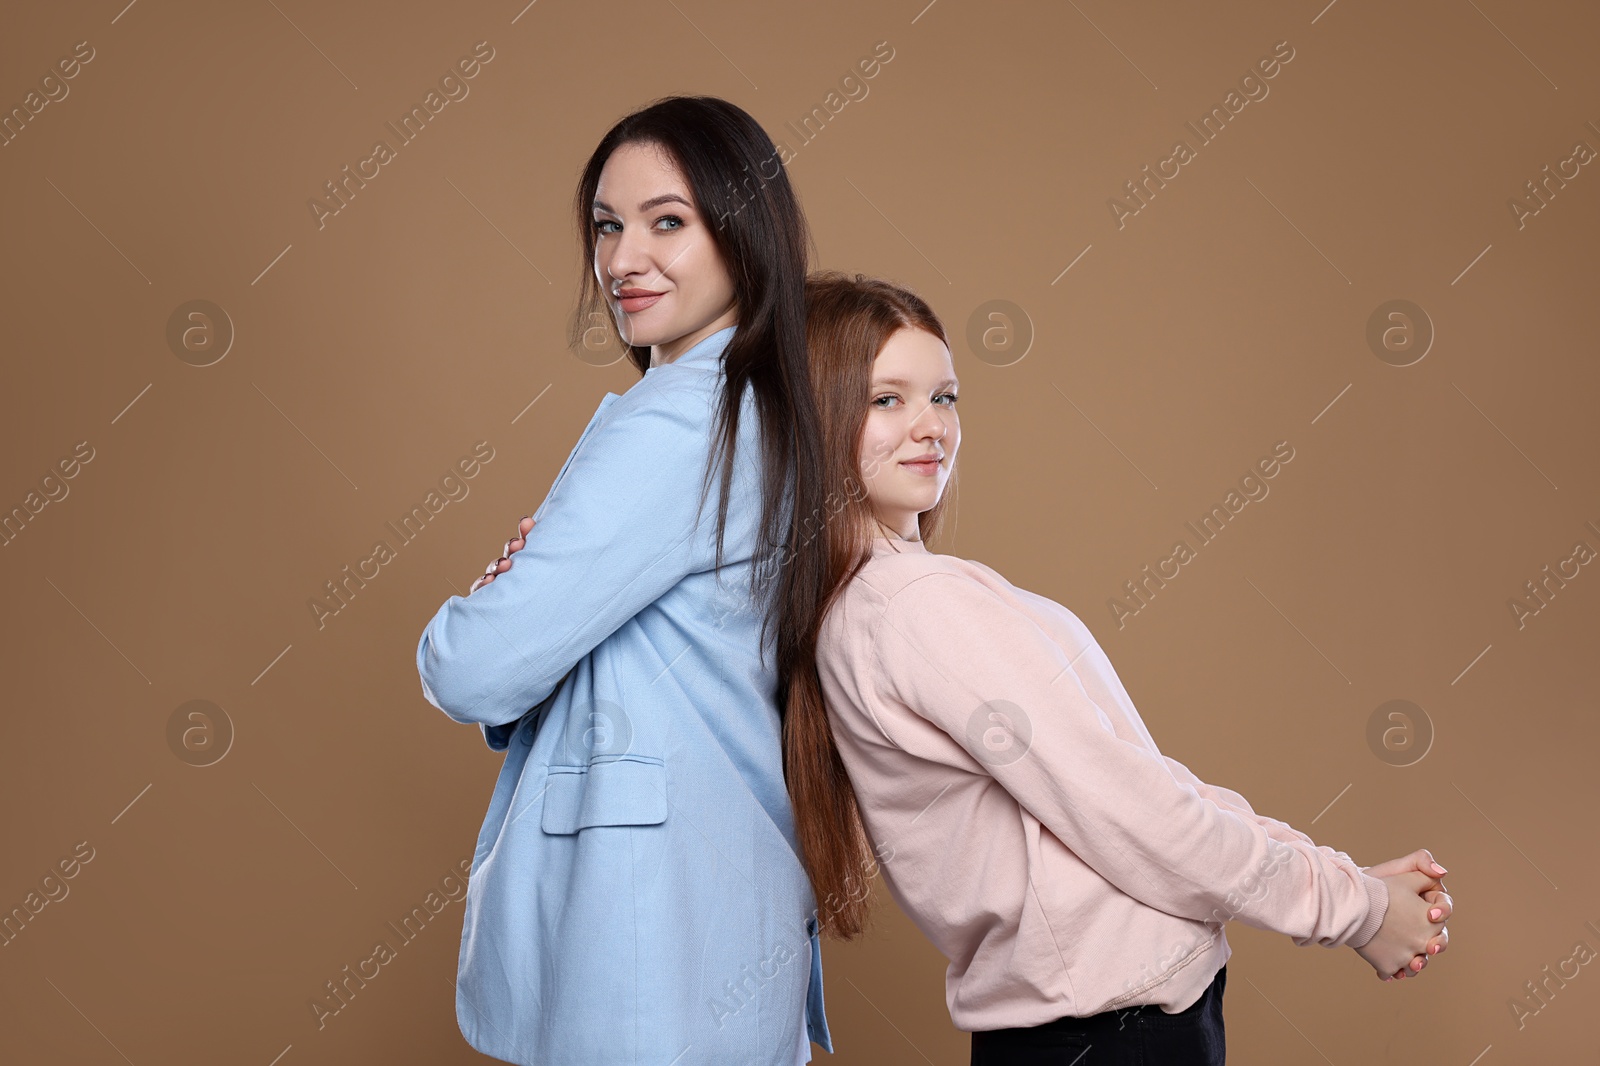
[2,0,1597,1062]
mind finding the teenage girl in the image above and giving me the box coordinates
[417,98,832,1065]
[778,271,1454,1064]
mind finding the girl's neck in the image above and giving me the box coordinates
[872,517,920,543]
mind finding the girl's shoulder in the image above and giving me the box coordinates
[820,549,1030,687]
[840,546,1008,619]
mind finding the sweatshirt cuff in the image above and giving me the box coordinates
[1346,872,1389,948]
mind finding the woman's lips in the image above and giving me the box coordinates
[618,292,664,313]
[900,459,940,476]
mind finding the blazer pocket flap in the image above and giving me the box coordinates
[540,755,667,834]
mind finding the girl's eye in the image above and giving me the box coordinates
[873,392,958,408]
[656,215,684,231]
[593,218,619,234]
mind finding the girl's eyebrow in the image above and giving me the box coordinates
[592,194,694,214]
[874,377,959,389]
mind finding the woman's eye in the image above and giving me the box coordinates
[656,215,684,231]
[937,392,959,405]
[593,218,619,234]
[872,395,898,408]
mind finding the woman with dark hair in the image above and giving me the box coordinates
[416,97,832,1065]
[779,271,1456,1064]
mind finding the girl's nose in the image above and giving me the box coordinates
[915,408,948,437]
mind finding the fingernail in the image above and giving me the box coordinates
[1430,862,1447,875]
[1429,908,1442,921]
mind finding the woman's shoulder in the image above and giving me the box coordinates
[603,359,764,464]
[608,365,715,422]
[579,367,756,477]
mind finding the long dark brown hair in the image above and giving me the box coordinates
[781,270,960,939]
[569,96,823,658]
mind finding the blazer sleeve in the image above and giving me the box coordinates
[870,571,1388,949]
[416,375,720,734]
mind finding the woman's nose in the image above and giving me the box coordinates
[607,227,652,284]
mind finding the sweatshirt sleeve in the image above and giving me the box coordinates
[870,571,1387,949]
[415,376,718,736]
[1158,754,1388,947]
[1162,754,1342,855]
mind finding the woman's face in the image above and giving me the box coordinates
[592,141,739,366]
[859,327,960,541]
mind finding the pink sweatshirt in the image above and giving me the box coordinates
[815,535,1389,1030]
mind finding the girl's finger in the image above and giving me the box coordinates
[1394,955,1425,979]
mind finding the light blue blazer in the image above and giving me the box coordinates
[417,326,832,1065]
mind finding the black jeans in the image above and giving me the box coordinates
[970,965,1226,1065]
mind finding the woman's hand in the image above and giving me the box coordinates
[469,516,536,593]
[1362,849,1452,980]
[1352,867,1448,982]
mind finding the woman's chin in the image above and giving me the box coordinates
[615,321,674,350]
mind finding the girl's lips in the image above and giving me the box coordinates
[900,459,940,476]
[618,293,664,313]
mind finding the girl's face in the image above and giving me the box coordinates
[859,327,960,541]
[592,141,739,366]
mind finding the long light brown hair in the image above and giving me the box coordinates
[780,270,959,939]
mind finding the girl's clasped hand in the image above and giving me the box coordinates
[1360,848,1453,982]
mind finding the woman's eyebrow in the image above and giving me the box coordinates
[592,194,694,214]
